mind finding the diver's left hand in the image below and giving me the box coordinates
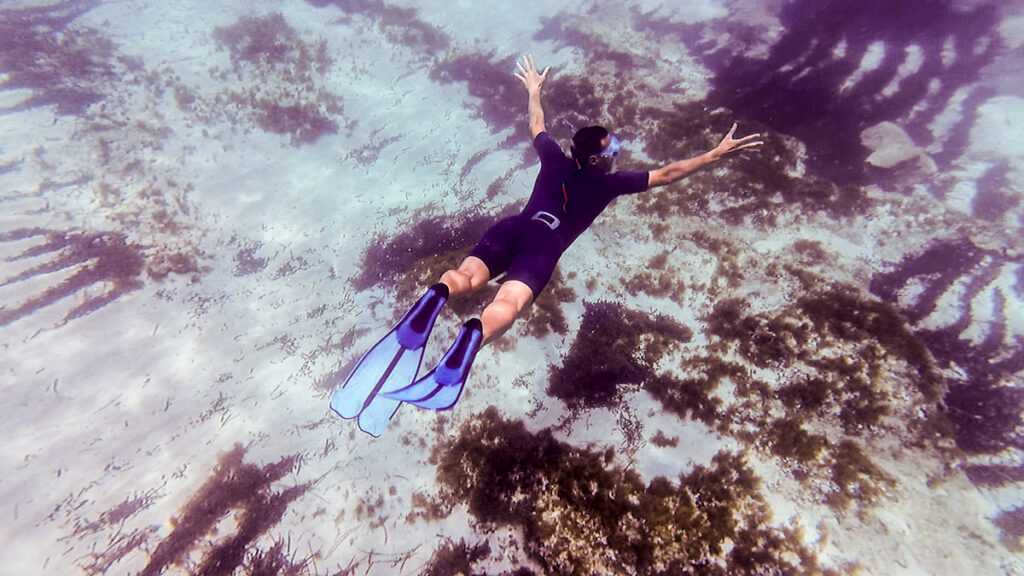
[514,55,550,94]
[713,123,763,157]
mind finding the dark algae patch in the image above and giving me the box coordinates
[798,289,944,402]
[306,0,450,55]
[767,417,828,463]
[870,239,1024,455]
[431,53,528,137]
[139,445,308,576]
[544,286,923,511]
[419,538,535,576]
[0,228,145,326]
[0,226,204,327]
[995,506,1024,552]
[640,284,948,509]
[633,102,868,224]
[430,408,829,576]
[352,205,577,340]
[548,301,693,409]
[354,208,513,293]
[209,14,341,145]
[703,0,999,180]
[0,3,207,329]
[644,358,743,428]
[706,288,944,407]
[869,239,1024,545]
[826,440,894,510]
[0,0,115,115]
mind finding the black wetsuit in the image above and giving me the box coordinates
[469,132,649,295]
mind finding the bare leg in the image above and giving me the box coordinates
[440,256,490,297]
[480,280,534,344]
[438,256,533,344]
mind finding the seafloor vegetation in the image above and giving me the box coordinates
[423,407,834,576]
[0,0,112,115]
[549,269,939,510]
[208,14,342,145]
[0,1,205,324]
[547,301,693,410]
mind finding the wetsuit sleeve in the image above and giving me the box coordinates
[533,132,566,165]
[610,170,650,195]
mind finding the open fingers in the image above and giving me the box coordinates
[518,54,535,73]
[515,55,550,86]
[723,124,763,153]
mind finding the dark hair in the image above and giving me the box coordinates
[571,125,608,164]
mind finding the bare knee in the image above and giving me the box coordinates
[441,257,490,297]
[440,268,474,295]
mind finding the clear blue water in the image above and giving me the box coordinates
[1,1,1022,574]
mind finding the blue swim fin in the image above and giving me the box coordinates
[329,284,448,436]
[382,318,483,411]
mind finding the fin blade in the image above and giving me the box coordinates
[409,377,465,411]
[379,375,441,402]
[357,394,402,437]
[356,345,427,434]
[330,331,403,419]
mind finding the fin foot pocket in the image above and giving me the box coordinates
[396,283,449,349]
[382,318,483,411]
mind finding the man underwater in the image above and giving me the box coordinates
[332,55,764,435]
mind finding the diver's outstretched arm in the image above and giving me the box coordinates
[648,123,763,188]
[514,55,550,138]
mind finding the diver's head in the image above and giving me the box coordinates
[571,125,621,172]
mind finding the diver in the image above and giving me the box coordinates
[331,55,764,435]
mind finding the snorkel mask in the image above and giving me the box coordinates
[571,126,622,173]
[591,134,621,172]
